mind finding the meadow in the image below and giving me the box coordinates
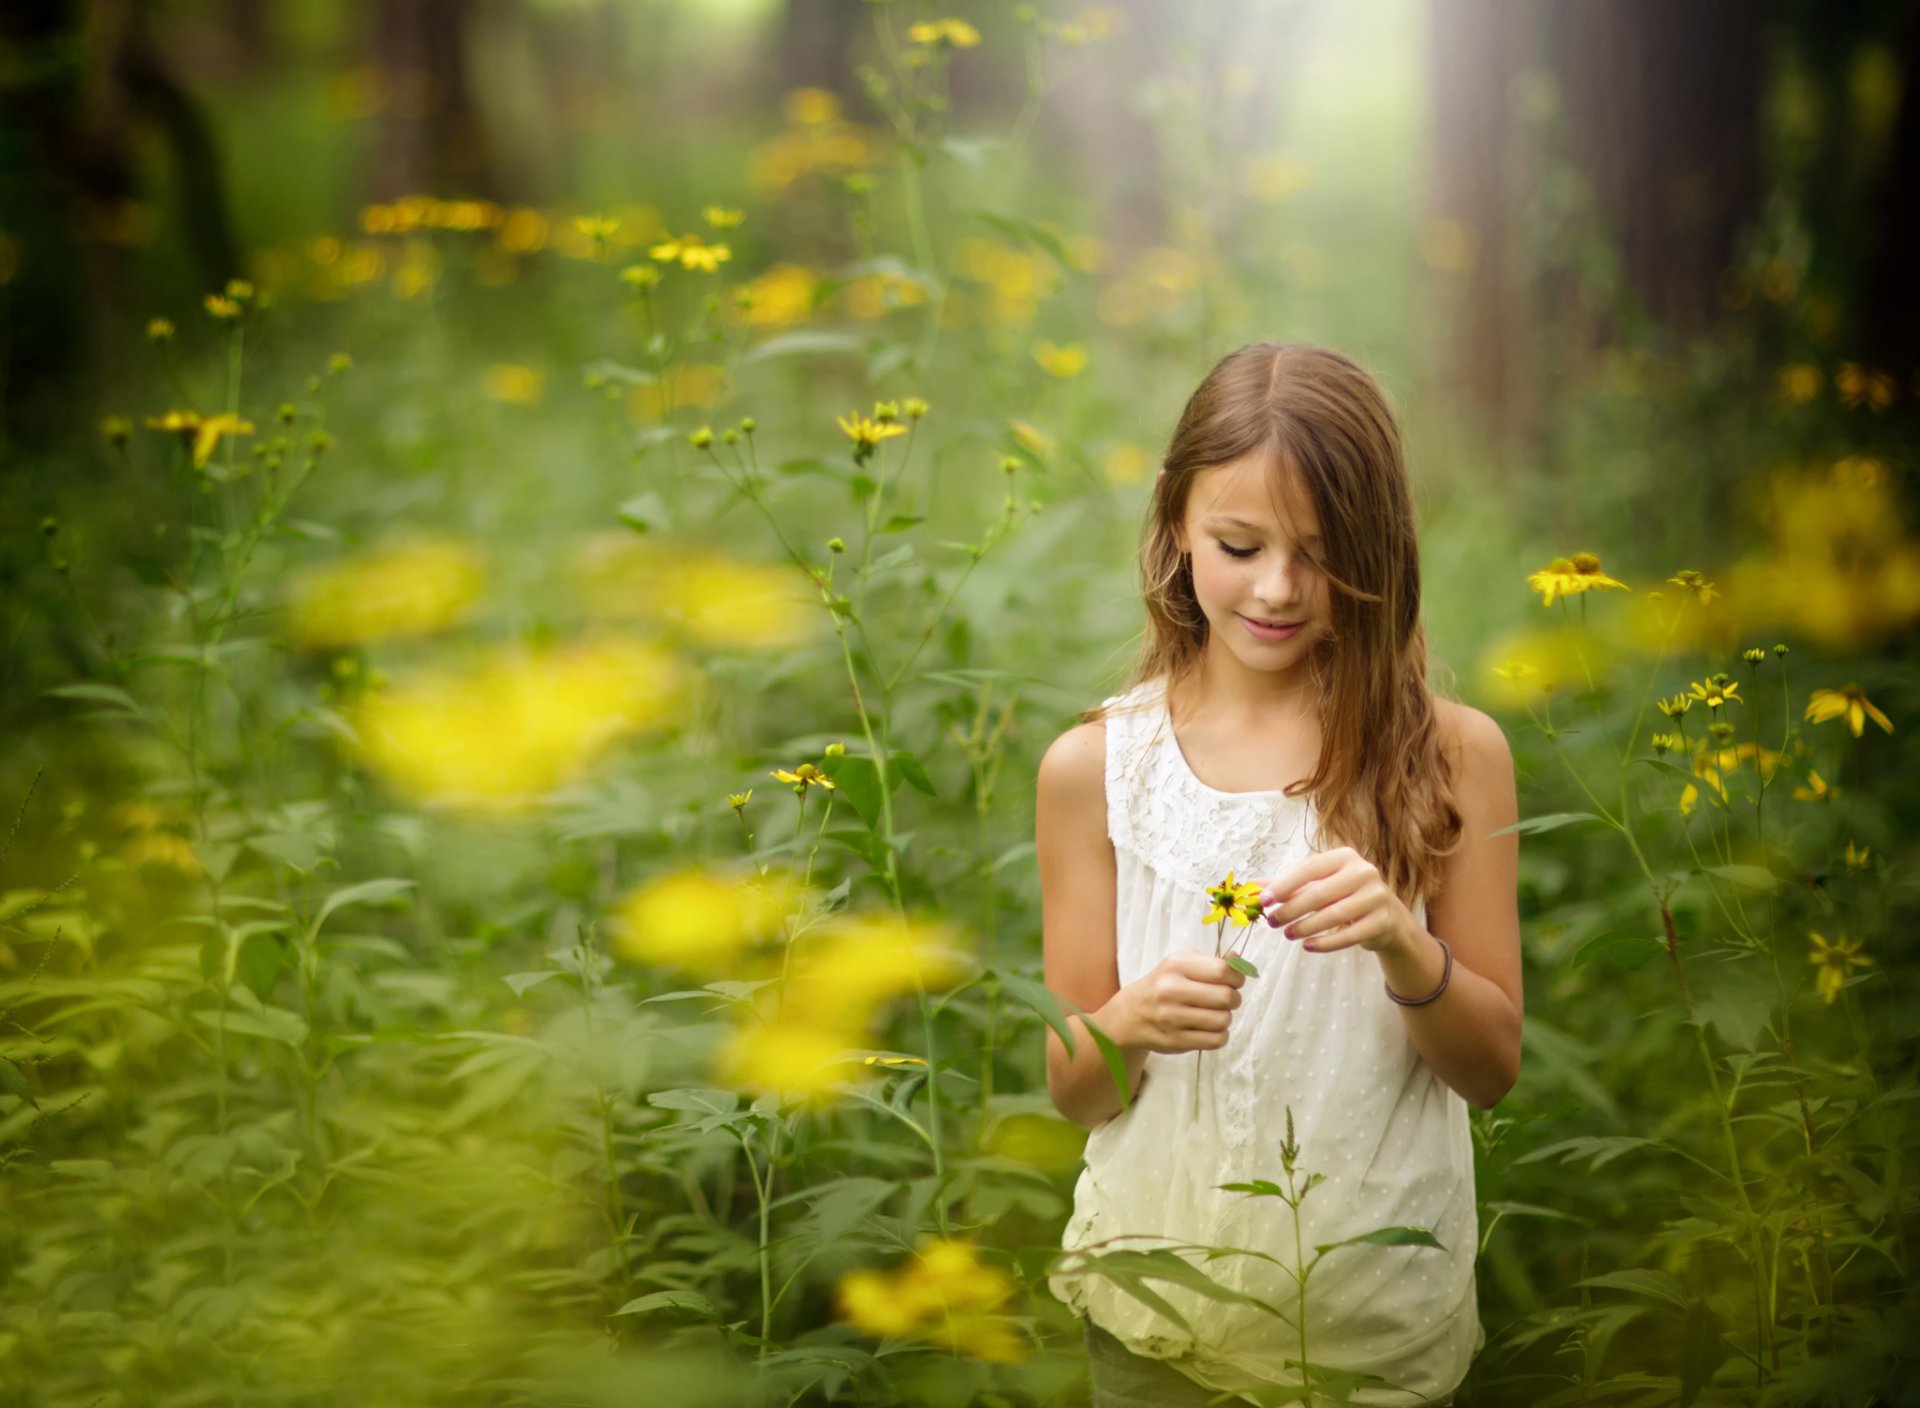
[2,5,1916,1404]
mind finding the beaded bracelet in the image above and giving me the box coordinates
[1384,935,1452,1006]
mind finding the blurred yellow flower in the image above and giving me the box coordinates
[287,537,485,650]
[571,533,821,649]
[1808,931,1871,1003]
[649,233,731,272]
[1835,362,1896,412]
[1844,840,1871,871]
[614,867,794,968]
[841,271,929,319]
[204,293,242,320]
[718,1018,860,1101]
[1475,626,1602,708]
[144,410,256,468]
[958,239,1056,324]
[1527,551,1629,607]
[573,214,619,244]
[837,1239,1025,1362]
[483,364,545,405]
[907,18,982,47]
[702,205,744,229]
[1103,443,1148,485]
[1793,768,1835,802]
[1805,684,1892,737]
[1031,340,1088,378]
[1777,363,1822,404]
[784,87,841,126]
[1418,217,1475,273]
[731,263,817,328]
[626,363,728,421]
[352,637,686,811]
[1721,458,1920,649]
[796,912,967,1025]
[1666,569,1719,605]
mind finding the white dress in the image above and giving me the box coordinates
[1051,677,1484,1404]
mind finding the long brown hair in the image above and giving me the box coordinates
[1089,342,1464,910]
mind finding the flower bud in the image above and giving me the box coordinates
[827,537,846,553]
[690,426,714,449]
[824,742,845,758]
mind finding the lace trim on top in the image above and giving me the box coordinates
[1103,679,1318,890]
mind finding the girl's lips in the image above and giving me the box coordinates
[1239,613,1304,640]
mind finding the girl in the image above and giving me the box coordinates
[1035,343,1523,1406]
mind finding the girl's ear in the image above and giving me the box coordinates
[1171,517,1190,555]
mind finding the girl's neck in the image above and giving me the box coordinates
[1171,642,1318,726]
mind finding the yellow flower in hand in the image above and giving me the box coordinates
[1203,871,1264,927]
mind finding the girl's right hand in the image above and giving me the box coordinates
[1111,951,1246,1054]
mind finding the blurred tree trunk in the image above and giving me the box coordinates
[1429,0,1764,443]
[1860,6,1920,384]
[781,0,860,108]
[1425,0,1540,446]
[371,0,497,198]
[0,0,238,416]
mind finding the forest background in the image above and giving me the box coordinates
[2,1,1917,1404]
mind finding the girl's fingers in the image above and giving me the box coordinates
[1285,890,1370,939]
[1264,872,1352,928]
[1173,980,1238,1010]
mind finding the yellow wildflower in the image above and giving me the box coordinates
[1526,551,1630,607]
[703,205,745,229]
[482,364,544,405]
[1792,769,1836,803]
[1777,363,1822,404]
[648,233,731,272]
[573,214,619,244]
[837,1239,1025,1362]
[351,637,686,811]
[1203,871,1264,927]
[1666,569,1719,605]
[1657,693,1694,718]
[836,410,910,458]
[907,19,983,48]
[1836,363,1896,413]
[1844,840,1871,871]
[1688,677,1741,710]
[728,789,753,811]
[717,1018,862,1101]
[204,293,242,320]
[1804,684,1892,737]
[613,867,793,968]
[770,762,835,794]
[1808,931,1871,1004]
[1032,340,1088,378]
[146,317,175,343]
[784,87,841,126]
[287,537,486,650]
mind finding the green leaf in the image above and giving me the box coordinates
[1314,1225,1445,1256]
[613,1290,719,1318]
[1223,953,1260,978]
[878,514,924,534]
[44,683,148,717]
[1487,812,1604,838]
[314,878,416,935]
[649,1088,740,1119]
[1061,997,1130,1111]
[1701,864,1779,894]
[1055,1248,1287,1323]
[504,971,569,997]
[891,749,936,796]
[967,210,1076,270]
[992,968,1076,1058]
[617,492,670,533]
[0,1056,38,1109]
[1570,931,1665,973]
[1575,1268,1691,1311]
[1515,1135,1668,1170]
[1218,1179,1285,1198]
[194,1006,308,1047]
[739,330,867,365]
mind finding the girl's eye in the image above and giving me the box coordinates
[1218,543,1258,559]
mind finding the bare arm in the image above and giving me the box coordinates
[1037,721,1246,1128]
[1371,703,1525,1109]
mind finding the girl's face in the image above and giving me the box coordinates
[1172,451,1330,677]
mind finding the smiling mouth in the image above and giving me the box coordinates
[1242,614,1302,629]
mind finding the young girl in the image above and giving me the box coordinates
[1036,343,1523,1406]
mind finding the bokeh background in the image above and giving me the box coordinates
[2,2,1916,1404]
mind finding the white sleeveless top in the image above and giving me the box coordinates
[1051,677,1484,1403]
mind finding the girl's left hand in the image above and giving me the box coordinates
[1258,847,1415,955]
